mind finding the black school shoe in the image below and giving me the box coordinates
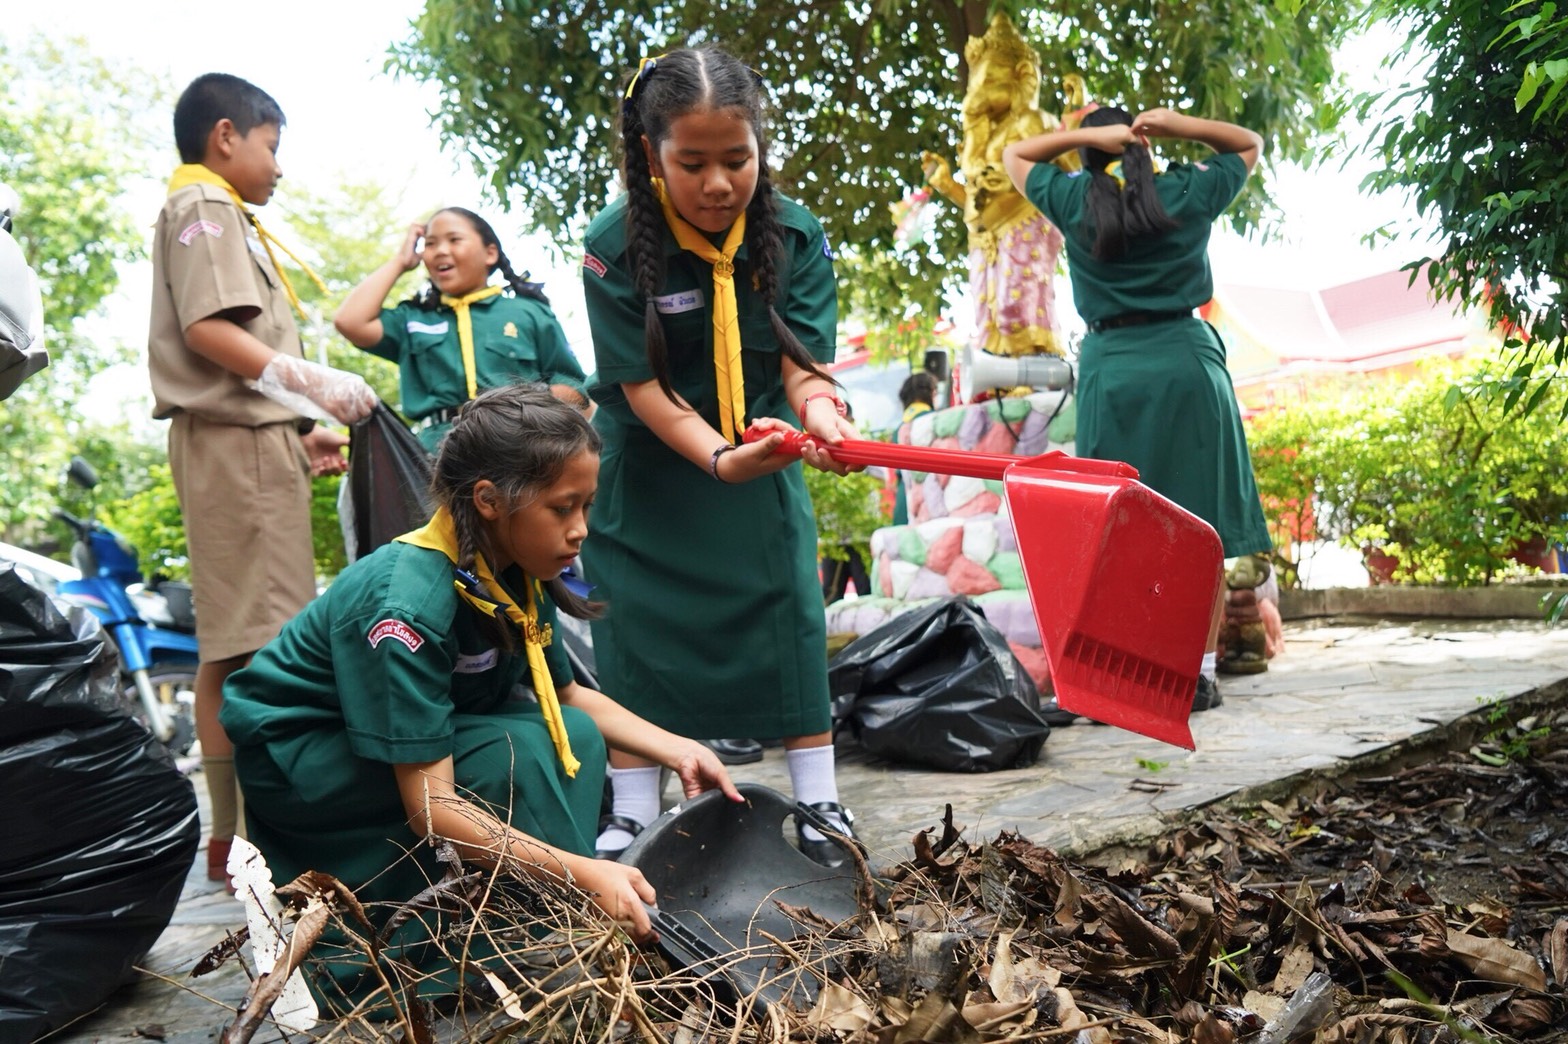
[795,801,860,868]
[1040,696,1080,727]
[1192,675,1224,712]
[594,814,644,860]
[704,738,765,765]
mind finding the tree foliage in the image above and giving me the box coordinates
[1356,0,1568,413]
[388,0,1356,331]
[0,34,167,545]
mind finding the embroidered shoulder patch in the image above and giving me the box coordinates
[582,253,607,278]
[368,619,424,652]
[178,219,224,246]
[822,236,835,260]
[1195,161,1210,171]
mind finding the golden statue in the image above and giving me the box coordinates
[921,13,1094,359]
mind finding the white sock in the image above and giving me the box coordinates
[786,744,843,842]
[1201,652,1217,681]
[596,766,660,853]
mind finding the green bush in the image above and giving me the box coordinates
[1246,351,1568,586]
[804,464,889,568]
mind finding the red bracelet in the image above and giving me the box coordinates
[797,392,846,423]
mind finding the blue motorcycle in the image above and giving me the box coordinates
[54,456,199,755]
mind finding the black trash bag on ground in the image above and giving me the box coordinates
[0,564,200,1044]
[342,401,434,563]
[828,596,1050,772]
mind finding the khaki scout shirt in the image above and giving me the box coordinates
[147,183,304,425]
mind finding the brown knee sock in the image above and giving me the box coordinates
[202,754,239,842]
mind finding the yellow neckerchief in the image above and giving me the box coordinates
[902,401,933,425]
[438,285,504,401]
[653,178,748,443]
[394,506,580,777]
[166,165,327,318]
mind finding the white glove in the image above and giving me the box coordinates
[254,354,377,425]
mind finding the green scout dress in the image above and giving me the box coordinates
[1024,152,1272,557]
[365,294,588,452]
[220,540,606,1008]
[579,192,838,740]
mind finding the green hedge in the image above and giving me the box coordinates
[1245,350,1567,587]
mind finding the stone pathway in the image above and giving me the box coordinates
[45,617,1568,1042]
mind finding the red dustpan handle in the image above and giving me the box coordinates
[743,424,1139,482]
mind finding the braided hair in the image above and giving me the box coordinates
[430,383,603,650]
[405,207,551,311]
[618,47,832,405]
[1077,107,1179,261]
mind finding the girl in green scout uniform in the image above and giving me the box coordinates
[220,383,740,1012]
[1002,104,1273,714]
[335,207,589,452]
[580,47,862,867]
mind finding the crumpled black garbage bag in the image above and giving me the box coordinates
[0,564,199,1044]
[342,401,435,562]
[828,596,1050,772]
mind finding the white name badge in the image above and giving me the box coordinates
[654,288,704,315]
[407,320,451,335]
[453,648,499,674]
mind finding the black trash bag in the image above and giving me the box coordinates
[828,596,1050,772]
[342,401,435,562]
[0,564,200,1044]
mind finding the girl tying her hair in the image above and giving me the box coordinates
[1002,105,1274,714]
[579,46,861,867]
[220,383,739,1011]
[335,207,589,452]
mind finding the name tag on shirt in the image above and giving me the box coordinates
[654,288,704,315]
[407,320,451,335]
[453,648,499,674]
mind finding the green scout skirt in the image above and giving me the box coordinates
[1076,318,1273,558]
[582,426,831,740]
[235,703,606,1012]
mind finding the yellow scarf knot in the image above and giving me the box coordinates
[653,179,748,443]
[394,506,580,777]
[439,285,504,401]
[166,164,327,318]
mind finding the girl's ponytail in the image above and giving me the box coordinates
[618,100,675,401]
[1078,107,1178,261]
[747,165,832,383]
[495,249,549,304]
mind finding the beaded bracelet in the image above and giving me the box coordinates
[709,443,736,482]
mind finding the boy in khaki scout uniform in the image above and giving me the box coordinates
[147,72,377,886]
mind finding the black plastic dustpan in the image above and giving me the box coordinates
[618,782,861,1010]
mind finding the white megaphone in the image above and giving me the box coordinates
[962,345,1074,401]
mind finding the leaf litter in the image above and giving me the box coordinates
[195,705,1567,1042]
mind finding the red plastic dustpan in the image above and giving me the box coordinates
[748,426,1223,749]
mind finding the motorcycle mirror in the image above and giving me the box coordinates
[66,455,99,490]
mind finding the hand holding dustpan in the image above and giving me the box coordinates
[746,424,1223,749]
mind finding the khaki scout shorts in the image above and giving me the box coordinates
[168,414,318,662]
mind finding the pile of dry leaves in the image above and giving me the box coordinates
[201,706,1567,1042]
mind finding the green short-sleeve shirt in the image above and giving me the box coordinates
[580,191,838,427]
[1023,152,1248,321]
[221,540,573,766]
[365,294,586,423]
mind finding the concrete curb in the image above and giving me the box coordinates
[1281,583,1567,620]
[1068,676,1568,864]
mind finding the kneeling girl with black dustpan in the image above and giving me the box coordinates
[221,382,741,1012]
